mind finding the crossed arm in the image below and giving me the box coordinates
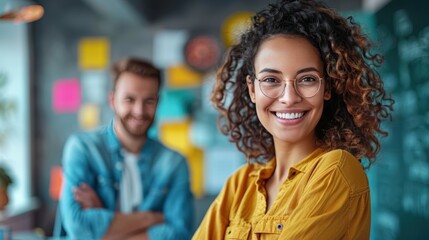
[73,183,163,240]
[61,135,193,239]
[60,135,166,239]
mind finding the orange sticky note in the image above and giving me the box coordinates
[49,166,63,201]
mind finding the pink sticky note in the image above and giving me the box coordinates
[52,79,81,113]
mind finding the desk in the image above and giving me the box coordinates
[5,232,67,240]
[0,197,40,232]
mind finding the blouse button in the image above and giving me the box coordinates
[277,224,283,230]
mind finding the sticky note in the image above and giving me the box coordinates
[187,147,204,198]
[78,104,100,129]
[52,79,81,113]
[78,37,110,70]
[157,88,196,121]
[221,11,254,47]
[81,70,108,103]
[166,64,202,88]
[153,30,188,68]
[49,166,63,201]
[159,120,192,154]
[204,147,245,195]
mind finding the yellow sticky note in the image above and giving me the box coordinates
[78,104,100,129]
[78,37,110,70]
[160,120,205,197]
[166,64,202,88]
[159,119,192,154]
[221,11,254,47]
[187,147,204,198]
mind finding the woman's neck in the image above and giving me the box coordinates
[271,139,318,183]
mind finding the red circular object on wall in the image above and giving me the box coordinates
[184,35,221,72]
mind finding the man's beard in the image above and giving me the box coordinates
[118,114,153,139]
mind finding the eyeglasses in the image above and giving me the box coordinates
[255,73,323,99]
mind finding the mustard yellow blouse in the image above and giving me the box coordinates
[193,148,370,240]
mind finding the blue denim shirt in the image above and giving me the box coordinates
[60,121,194,239]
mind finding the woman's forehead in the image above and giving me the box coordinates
[254,35,323,74]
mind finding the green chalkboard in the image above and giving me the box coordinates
[374,0,429,239]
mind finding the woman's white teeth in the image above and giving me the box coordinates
[276,112,304,120]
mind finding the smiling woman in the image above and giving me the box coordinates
[247,36,330,151]
[193,0,394,239]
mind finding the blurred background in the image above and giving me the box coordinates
[0,0,428,239]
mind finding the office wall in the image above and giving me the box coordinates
[31,0,363,234]
[32,0,269,233]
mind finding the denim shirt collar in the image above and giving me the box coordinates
[106,120,156,162]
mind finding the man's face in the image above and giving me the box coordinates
[110,72,159,139]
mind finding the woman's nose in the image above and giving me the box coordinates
[278,82,302,105]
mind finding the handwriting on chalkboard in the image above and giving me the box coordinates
[375,1,429,238]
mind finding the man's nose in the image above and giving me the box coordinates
[132,102,145,116]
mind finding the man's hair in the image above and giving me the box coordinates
[111,57,162,91]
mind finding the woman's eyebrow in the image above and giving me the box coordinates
[258,67,320,75]
[296,67,320,74]
[258,68,282,74]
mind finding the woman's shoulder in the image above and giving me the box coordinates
[319,149,363,170]
[317,149,369,193]
[228,162,256,179]
[224,162,263,188]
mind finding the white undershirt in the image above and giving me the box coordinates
[119,150,142,213]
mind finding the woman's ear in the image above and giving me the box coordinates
[324,88,331,100]
[246,75,256,103]
[323,80,332,100]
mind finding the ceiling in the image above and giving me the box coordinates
[80,0,364,26]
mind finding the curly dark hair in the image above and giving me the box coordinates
[211,0,394,168]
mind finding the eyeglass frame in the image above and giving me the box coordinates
[253,73,324,99]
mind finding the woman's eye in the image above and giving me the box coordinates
[262,77,279,83]
[298,75,318,84]
[301,76,315,82]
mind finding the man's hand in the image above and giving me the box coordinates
[139,211,164,228]
[73,183,104,209]
[102,212,164,240]
[73,183,164,239]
